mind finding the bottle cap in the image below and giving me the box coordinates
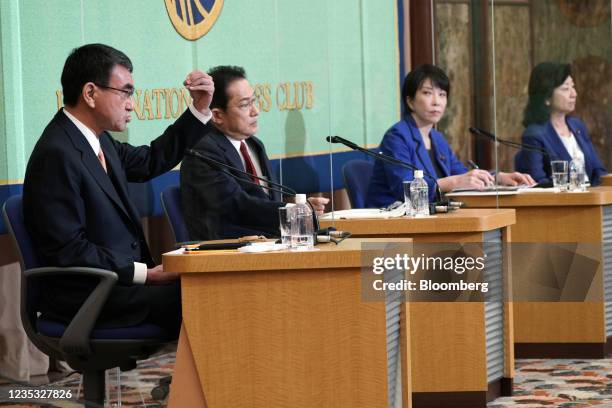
[414,170,423,178]
[295,194,307,204]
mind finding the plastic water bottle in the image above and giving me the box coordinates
[569,161,578,191]
[403,181,415,216]
[576,162,587,191]
[569,160,586,192]
[410,170,429,217]
[290,194,314,250]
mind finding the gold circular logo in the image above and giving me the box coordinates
[165,0,224,41]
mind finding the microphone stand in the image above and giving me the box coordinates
[185,149,323,242]
[186,149,297,197]
[468,127,551,156]
[325,136,454,209]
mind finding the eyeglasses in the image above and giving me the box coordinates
[94,83,135,100]
[232,97,257,111]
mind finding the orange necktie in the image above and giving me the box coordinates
[98,148,107,173]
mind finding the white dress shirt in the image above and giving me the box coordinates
[559,132,589,182]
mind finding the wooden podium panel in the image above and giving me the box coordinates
[453,187,612,358]
[320,209,516,407]
[164,238,413,408]
[598,174,612,186]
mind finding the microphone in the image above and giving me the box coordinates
[326,135,360,150]
[326,135,446,205]
[185,149,321,240]
[468,127,551,156]
[186,149,297,197]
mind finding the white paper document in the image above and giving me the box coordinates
[319,206,407,220]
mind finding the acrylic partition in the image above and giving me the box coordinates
[293,3,399,214]
[0,0,398,387]
[327,0,612,214]
[491,0,611,186]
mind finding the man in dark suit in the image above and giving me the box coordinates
[180,66,328,240]
[22,44,214,337]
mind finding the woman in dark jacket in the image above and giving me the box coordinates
[515,62,607,184]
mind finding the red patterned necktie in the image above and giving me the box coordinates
[98,148,107,173]
[239,141,260,185]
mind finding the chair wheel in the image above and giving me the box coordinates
[151,384,169,400]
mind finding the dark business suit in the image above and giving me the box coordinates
[514,116,607,185]
[181,127,283,240]
[23,108,209,331]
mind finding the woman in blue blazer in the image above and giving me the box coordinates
[366,64,533,208]
[515,62,607,185]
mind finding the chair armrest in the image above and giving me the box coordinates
[23,267,118,357]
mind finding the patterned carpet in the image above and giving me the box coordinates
[0,351,176,407]
[490,359,612,408]
[1,354,610,407]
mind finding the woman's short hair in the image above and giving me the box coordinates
[402,64,450,113]
[523,62,571,127]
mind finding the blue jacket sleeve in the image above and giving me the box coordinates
[515,128,550,184]
[430,132,467,200]
[570,119,607,184]
[377,128,416,202]
[445,144,468,176]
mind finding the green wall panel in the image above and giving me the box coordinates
[1,0,399,183]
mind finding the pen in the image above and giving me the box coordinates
[467,160,479,170]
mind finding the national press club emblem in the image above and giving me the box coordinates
[165,0,224,41]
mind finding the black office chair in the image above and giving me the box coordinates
[342,159,374,208]
[160,185,189,244]
[2,195,172,407]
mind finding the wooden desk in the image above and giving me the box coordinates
[453,187,612,358]
[321,209,515,408]
[164,238,413,408]
[599,174,612,186]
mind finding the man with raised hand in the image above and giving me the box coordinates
[23,43,214,337]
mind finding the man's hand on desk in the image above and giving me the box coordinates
[146,265,179,284]
[307,197,330,216]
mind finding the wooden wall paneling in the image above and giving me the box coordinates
[492,2,532,171]
[435,1,475,164]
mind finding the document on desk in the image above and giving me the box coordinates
[517,187,559,193]
[445,185,521,197]
[452,185,521,193]
[446,184,567,196]
[445,190,519,197]
[319,207,406,220]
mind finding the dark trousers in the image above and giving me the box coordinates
[41,279,182,339]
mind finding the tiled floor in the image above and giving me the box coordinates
[1,354,611,407]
